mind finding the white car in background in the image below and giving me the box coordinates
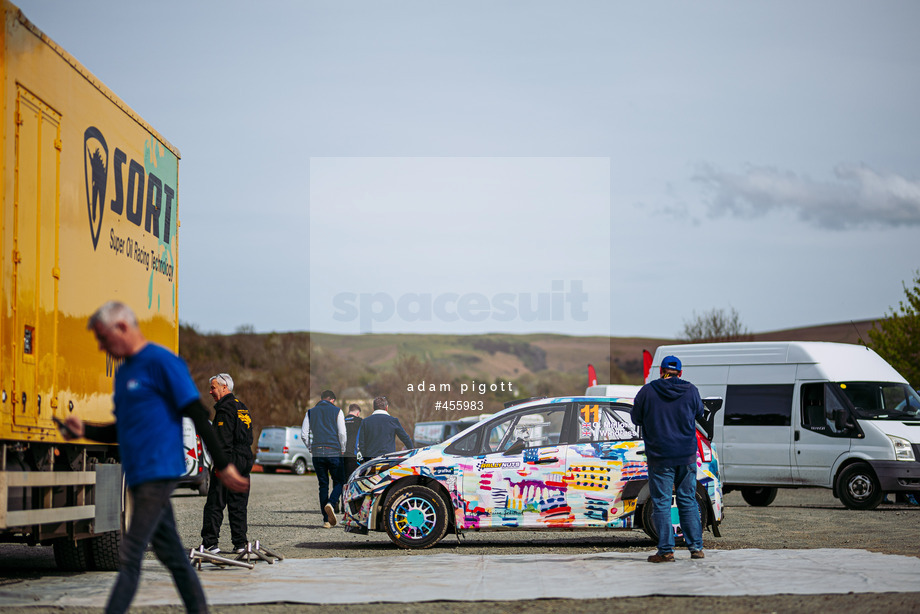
[175,417,212,496]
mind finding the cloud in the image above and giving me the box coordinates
[693,163,920,230]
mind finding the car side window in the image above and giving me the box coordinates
[575,403,639,442]
[486,405,568,453]
[445,428,481,456]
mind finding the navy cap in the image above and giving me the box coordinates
[661,355,682,371]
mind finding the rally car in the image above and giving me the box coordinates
[342,395,722,548]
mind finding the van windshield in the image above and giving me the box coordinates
[837,382,920,420]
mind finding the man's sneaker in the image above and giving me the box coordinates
[691,550,705,560]
[324,503,337,527]
[323,522,332,529]
[200,545,220,555]
[647,552,675,563]
[234,545,248,554]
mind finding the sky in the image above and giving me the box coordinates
[17,1,920,338]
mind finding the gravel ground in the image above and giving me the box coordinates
[2,471,919,613]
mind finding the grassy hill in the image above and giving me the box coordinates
[181,319,879,442]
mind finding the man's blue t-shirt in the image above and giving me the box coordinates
[112,344,200,487]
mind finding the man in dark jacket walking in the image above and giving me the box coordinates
[358,396,413,460]
[200,373,254,554]
[302,390,346,528]
[631,355,705,563]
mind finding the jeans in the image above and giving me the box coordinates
[106,480,207,614]
[312,455,345,522]
[647,462,703,555]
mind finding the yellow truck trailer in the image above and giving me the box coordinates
[0,1,180,569]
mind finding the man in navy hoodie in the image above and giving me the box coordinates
[631,355,705,563]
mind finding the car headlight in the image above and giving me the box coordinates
[888,435,916,462]
[355,457,404,478]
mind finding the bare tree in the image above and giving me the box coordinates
[367,355,452,436]
[682,306,752,342]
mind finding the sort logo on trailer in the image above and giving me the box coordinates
[83,126,175,251]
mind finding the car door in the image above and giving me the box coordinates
[566,402,646,528]
[459,403,570,529]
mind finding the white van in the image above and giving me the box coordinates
[649,342,920,509]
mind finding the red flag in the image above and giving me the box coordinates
[587,364,598,387]
[642,350,653,382]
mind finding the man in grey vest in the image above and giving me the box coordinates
[301,390,346,528]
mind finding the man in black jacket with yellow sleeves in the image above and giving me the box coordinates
[199,372,254,554]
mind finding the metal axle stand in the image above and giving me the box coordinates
[235,539,284,564]
[189,546,255,570]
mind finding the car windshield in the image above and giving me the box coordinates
[836,381,920,420]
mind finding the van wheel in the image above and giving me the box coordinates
[837,463,883,510]
[741,486,778,507]
[292,458,308,476]
[641,487,708,543]
[383,484,449,549]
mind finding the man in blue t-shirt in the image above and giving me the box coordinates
[64,301,249,614]
[631,354,705,563]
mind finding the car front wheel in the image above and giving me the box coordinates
[383,484,449,549]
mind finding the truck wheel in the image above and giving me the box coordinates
[741,486,778,507]
[837,463,884,510]
[641,487,708,543]
[292,458,307,476]
[383,484,448,549]
[88,531,121,571]
[53,538,91,571]
[197,471,210,496]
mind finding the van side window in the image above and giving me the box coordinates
[800,383,851,437]
[724,384,793,426]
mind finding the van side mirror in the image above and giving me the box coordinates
[703,397,723,412]
[833,408,854,432]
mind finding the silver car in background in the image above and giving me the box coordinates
[256,426,312,475]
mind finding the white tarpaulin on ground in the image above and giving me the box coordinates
[3,549,919,607]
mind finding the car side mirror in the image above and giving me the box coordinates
[698,397,723,441]
[503,438,527,456]
[703,397,723,412]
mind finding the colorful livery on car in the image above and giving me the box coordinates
[342,395,723,548]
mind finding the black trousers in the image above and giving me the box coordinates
[344,456,359,481]
[108,480,207,614]
[200,470,250,549]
